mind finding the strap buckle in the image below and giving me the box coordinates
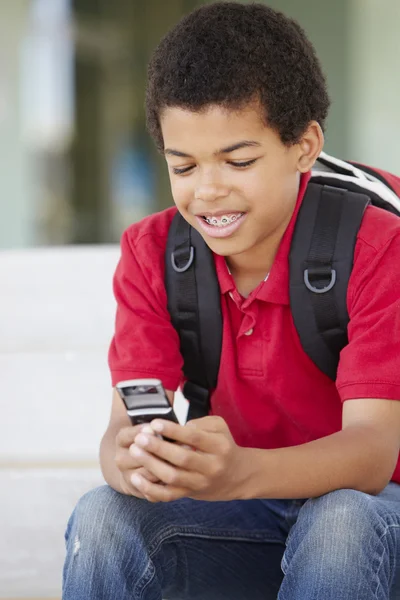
[304,266,337,294]
[171,247,195,273]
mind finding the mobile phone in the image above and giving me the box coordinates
[116,378,179,428]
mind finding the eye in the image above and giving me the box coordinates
[171,158,257,175]
[172,165,195,175]
[228,159,257,168]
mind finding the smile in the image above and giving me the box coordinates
[202,213,244,227]
[195,212,247,239]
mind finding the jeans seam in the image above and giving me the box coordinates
[280,507,302,575]
[281,551,289,575]
[373,524,400,599]
[174,530,284,543]
[147,525,284,549]
[135,558,156,600]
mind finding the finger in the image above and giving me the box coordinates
[130,444,207,491]
[137,467,162,483]
[133,432,209,473]
[116,436,162,472]
[120,467,161,498]
[119,470,146,498]
[185,416,227,433]
[116,445,157,472]
[115,447,142,471]
[130,472,188,503]
[149,419,225,452]
[116,424,156,448]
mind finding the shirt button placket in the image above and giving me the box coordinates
[237,307,263,374]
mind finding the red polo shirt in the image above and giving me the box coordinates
[109,173,400,483]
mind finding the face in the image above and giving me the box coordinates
[160,102,321,273]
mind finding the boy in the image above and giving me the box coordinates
[63,3,400,599]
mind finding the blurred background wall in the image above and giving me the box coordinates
[1,0,400,251]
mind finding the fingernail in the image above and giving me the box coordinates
[136,434,149,447]
[131,474,142,487]
[141,425,154,435]
[152,421,164,432]
[131,445,142,456]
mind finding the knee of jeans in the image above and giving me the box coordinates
[282,489,383,573]
[65,485,145,556]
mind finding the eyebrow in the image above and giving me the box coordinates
[164,140,262,158]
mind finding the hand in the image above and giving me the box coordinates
[128,416,251,503]
[115,424,162,498]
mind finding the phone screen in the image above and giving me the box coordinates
[121,384,171,412]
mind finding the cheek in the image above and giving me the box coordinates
[242,179,274,213]
[245,184,291,228]
[169,179,192,210]
[239,166,283,203]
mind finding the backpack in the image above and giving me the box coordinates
[165,152,400,420]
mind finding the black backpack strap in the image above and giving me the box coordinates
[289,183,370,380]
[165,212,222,420]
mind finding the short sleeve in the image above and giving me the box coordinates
[336,228,400,401]
[108,227,183,390]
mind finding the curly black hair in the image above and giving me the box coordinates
[145,1,330,152]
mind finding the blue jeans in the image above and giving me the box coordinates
[63,483,400,599]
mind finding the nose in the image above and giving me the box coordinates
[194,164,230,203]
[194,182,230,203]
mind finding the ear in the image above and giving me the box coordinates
[296,121,325,173]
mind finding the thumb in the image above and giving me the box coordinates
[185,415,225,433]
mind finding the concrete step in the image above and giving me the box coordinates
[0,245,189,597]
[0,468,104,598]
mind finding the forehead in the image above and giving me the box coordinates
[160,103,270,151]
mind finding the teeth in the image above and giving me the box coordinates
[204,213,243,227]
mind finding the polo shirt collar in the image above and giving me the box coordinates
[214,171,312,304]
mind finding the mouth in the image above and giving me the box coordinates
[200,212,245,227]
[194,211,247,239]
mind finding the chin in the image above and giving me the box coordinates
[203,236,251,257]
